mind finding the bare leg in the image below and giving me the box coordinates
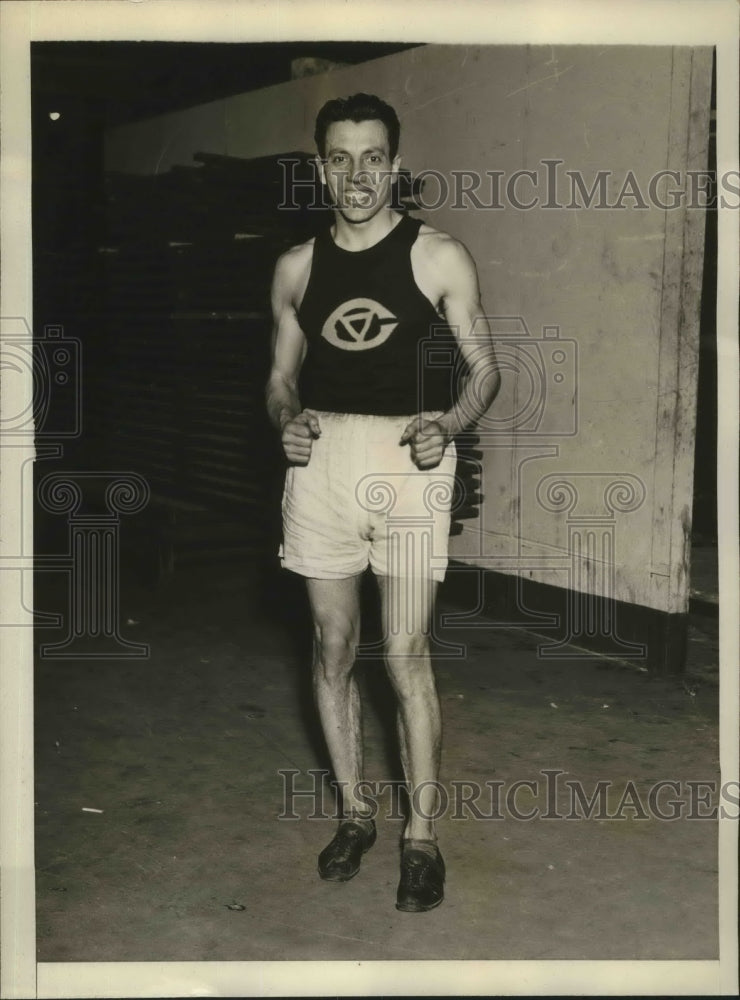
[305,573,371,818]
[376,574,442,841]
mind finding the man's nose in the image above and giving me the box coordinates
[351,164,371,187]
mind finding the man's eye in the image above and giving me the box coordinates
[330,156,347,165]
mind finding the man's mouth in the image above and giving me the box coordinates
[344,190,374,208]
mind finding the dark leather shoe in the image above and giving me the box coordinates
[318,819,377,882]
[396,841,445,912]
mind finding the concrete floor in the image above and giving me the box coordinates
[34,557,719,963]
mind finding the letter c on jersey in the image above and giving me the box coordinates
[321,297,399,351]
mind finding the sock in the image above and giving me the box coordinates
[402,838,439,859]
[344,812,374,833]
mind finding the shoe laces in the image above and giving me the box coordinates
[401,852,438,889]
[328,823,365,861]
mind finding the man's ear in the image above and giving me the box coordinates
[315,154,326,185]
[390,155,402,182]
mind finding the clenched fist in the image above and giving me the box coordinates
[281,409,322,465]
[399,417,451,469]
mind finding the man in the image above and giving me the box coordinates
[266,93,500,912]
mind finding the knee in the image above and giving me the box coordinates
[385,631,430,662]
[384,635,435,698]
[312,623,358,679]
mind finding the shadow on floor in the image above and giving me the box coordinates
[34,557,720,963]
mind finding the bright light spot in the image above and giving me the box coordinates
[49,112,61,121]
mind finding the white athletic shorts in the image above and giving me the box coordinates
[279,411,458,582]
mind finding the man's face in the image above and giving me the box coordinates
[318,119,400,223]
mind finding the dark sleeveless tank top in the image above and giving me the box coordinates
[296,214,457,415]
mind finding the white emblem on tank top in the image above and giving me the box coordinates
[320,297,399,351]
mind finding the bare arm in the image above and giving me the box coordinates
[266,246,321,463]
[401,236,500,467]
[266,249,307,431]
[434,237,500,441]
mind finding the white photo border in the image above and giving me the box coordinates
[1,1,737,996]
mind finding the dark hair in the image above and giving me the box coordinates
[314,93,401,160]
